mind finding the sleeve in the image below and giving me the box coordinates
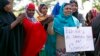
[78,14,85,26]
[22,18,33,31]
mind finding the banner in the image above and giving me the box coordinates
[64,27,94,52]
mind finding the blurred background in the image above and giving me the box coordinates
[9,0,100,18]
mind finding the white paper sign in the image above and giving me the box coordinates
[64,27,94,52]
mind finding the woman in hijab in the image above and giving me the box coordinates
[36,4,54,56]
[37,4,50,30]
[70,0,85,26]
[0,0,24,56]
[37,4,48,21]
[21,3,47,56]
[37,4,48,56]
[48,3,80,56]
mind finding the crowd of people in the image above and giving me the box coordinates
[0,0,100,56]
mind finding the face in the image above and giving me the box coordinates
[71,3,78,13]
[63,5,72,16]
[4,3,12,12]
[26,9,35,18]
[41,6,48,15]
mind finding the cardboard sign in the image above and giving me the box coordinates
[64,27,94,52]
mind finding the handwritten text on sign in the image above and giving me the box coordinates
[64,27,94,52]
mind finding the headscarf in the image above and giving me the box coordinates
[53,3,79,36]
[51,2,60,16]
[70,0,78,18]
[0,0,10,12]
[25,3,37,22]
[26,3,35,10]
[38,4,47,13]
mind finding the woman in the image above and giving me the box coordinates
[37,4,48,22]
[21,3,47,56]
[0,0,24,56]
[37,4,50,30]
[49,3,80,56]
[37,4,54,56]
[70,0,85,26]
[84,10,95,56]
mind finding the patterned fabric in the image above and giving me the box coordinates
[56,48,78,56]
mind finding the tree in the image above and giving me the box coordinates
[93,0,100,11]
[9,0,14,9]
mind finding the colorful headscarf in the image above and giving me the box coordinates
[38,4,47,13]
[26,3,35,10]
[52,2,60,16]
[53,3,80,35]
[25,3,37,22]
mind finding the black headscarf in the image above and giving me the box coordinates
[0,0,10,12]
[0,0,24,56]
[70,0,78,18]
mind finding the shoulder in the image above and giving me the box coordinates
[78,13,83,17]
[78,13,83,16]
[72,16,78,21]
[72,16,80,26]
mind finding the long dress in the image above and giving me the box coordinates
[0,7,24,56]
[37,15,47,56]
[37,15,55,56]
[22,17,47,56]
[48,3,80,56]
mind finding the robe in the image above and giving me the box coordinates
[22,18,47,56]
[0,12,24,56]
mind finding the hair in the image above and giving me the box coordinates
[86,10,94,21]
[70,0,78,7]
[38,4,48,13]
[85,10,94,26]
[70,0,78,18]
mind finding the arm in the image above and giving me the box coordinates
[47,22,54,35]
[11,13,25,29]
[78,14,85,26]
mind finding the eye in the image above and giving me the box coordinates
[65,8,71,10]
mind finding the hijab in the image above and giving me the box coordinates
[53,3,79,36]
[38,4,48,13]
[25,3,37,23]
[0,0,10,13]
